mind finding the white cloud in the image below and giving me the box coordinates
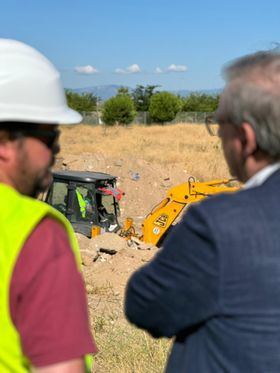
[74,65,98,74]
[115,68,126,74]
[127,64,141,73]
[115,64,141,74]
[167,64,187,72]
[155,67,163,73]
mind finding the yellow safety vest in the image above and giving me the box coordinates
[76,190,87,218]
[0,183,92,372]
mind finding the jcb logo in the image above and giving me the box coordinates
[154,214,168,228]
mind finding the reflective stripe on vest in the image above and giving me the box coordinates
[0,184,93,372]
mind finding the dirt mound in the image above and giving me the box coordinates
[55,150,189,302]
[83,245,157,297]
[76,231,157,299]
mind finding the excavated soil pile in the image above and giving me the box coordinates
[54,152,185,303]
[53,144,194,302]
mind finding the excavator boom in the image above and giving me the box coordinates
[135,178,239,246]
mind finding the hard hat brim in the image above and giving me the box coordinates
[0,104,83,125]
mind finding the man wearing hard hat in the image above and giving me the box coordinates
[0,39,97,372]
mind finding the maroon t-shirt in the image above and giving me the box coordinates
[9,217,97,367]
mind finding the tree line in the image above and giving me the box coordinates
[66,86,219,125]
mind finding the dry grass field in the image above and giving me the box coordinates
[58,122,234,372]
[60,122,229,181]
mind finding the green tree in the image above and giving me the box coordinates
[181,93,219,112]
[131,85,160,111]
[149,92,181,124]
[101,94,136,126]
[117,86,130,96]
[66,91,98,113]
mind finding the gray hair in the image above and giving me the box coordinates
[216,50,280,158]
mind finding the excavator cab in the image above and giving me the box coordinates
[44,170,122,237]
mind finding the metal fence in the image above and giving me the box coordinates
[81,112,102,125]
[81,111,213,125]
[169,112,213,124]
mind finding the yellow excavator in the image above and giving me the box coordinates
[120,177,238,246]
[44,170,239,247]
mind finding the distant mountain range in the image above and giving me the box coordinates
[68,85,222,101]
[71,85,125,101]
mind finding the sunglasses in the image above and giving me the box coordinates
[204,115,219,136]
[11,128,61,149]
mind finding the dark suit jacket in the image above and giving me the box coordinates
[125,169,280,372]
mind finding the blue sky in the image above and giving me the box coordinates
[1,0,279,91]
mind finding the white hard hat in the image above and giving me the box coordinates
[0,39,82,124]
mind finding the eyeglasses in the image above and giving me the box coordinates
[11,128,60,149]
[204,115,219,136]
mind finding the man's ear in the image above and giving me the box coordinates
[0,141,14,161]
[239,122,257,158]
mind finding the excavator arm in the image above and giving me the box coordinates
[123,178,239,247]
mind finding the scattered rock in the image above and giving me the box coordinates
[90,232,128,253]
[130,171,140,181]
[128,236,156,250]
[99,247,117,255]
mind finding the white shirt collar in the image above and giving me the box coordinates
[243,162,280,189]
